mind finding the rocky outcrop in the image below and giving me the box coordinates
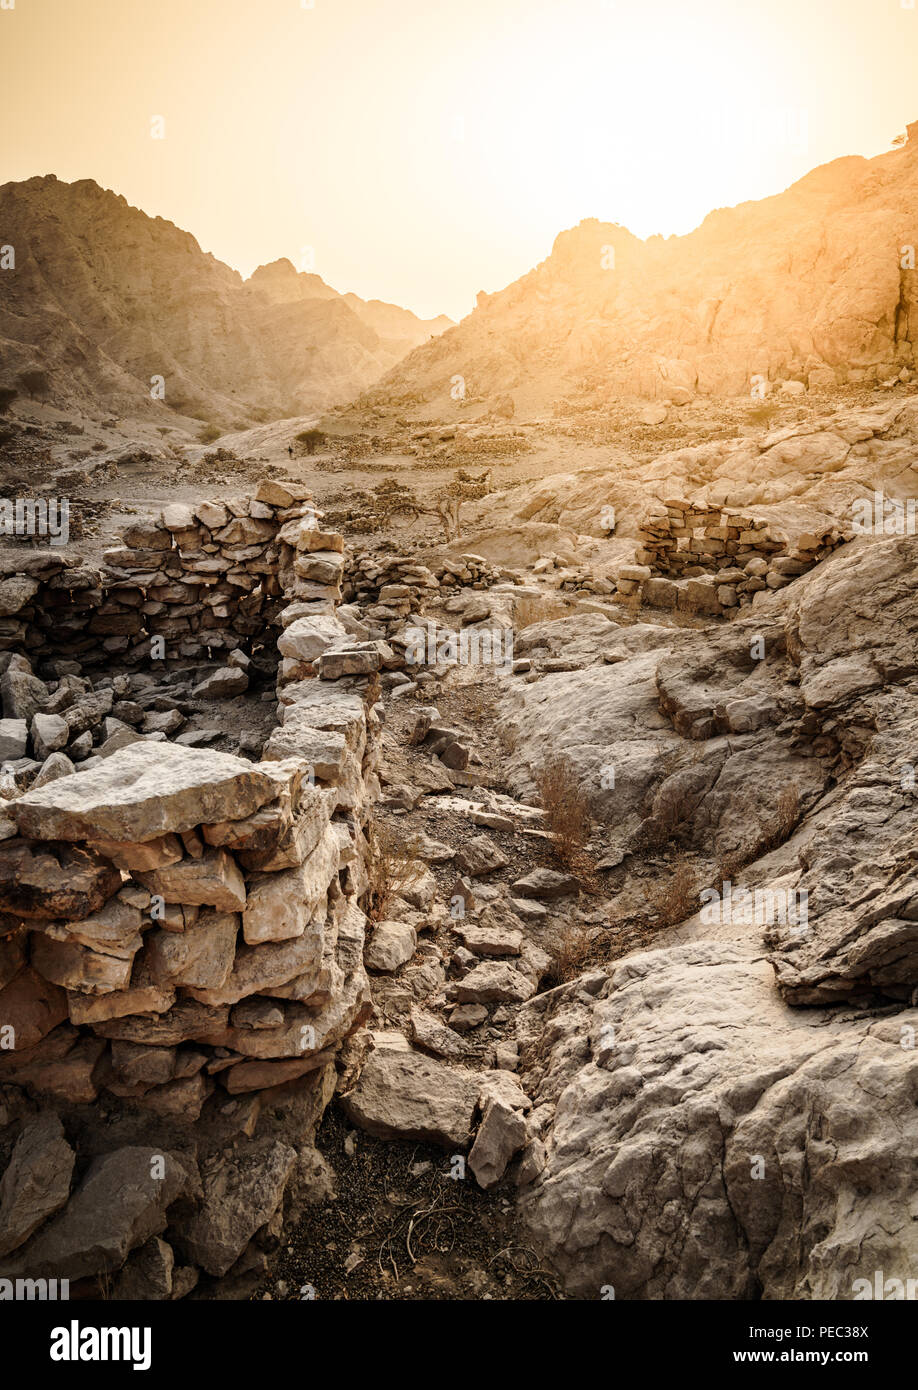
[516,943,918,1299]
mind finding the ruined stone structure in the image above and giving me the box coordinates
[0,491,384,1122]
[615,499,843,617]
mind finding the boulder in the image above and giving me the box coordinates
[0,719,28,761]
[177,1139,296,1277]
[453,961,536,1004]
[340,1040,480,1146]
[468,1097,528,1189]
[2,1146,194,1280]
[364,920,417,973]
[455,834,510,877]
[0,1113,75,1257]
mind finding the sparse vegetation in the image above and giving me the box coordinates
[545,919,597,986]
[0,387,17,415]
[198,423,221,444]
[364,820,424,923]
[647,857,698,927]
[535,754,593,872]
[16,368,50,400]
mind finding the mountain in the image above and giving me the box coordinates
[364,120,918,414]
[0,175,452,425]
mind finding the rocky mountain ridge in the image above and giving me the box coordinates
[0,175,452,427]
[365,120,918,415]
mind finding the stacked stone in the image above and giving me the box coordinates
[0,483,327,669]
[0,739,373,1116]
[100,482,320,664]
[0,506,384,1115]
[617,499,842,616]
[343,551,501,635]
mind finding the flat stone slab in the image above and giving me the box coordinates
[340,1042,479,1147]
[10,743,283,843]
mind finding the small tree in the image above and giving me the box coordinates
[16,369,50,400]
[0,387,17,415]
[296,428,326,455]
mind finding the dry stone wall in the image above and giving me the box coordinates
[616,497,843,617]
[0,493,382,1121]
[0,479,341,669]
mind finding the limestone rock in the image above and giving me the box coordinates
[0,841,120,921]
[518,942,918,1299]
[340,1042,479,1147]
[364,920,417,973]
[453,961,536,1004]
[2,1146,194,1280]
[177,1139,296,1277]
[468,1097,528,1189]
[137,847,246,912]
[11,743,282,843]
[145,913,238,991]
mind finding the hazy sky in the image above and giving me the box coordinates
[4,0,918,321]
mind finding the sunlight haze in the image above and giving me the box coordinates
[4,0,918,319]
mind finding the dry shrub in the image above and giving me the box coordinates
[364,820,424,923]
[545,920,596,987]
[535,755,592,871]
[647,858,698,927]
[747,401,781,427]
[513,594,571,628]
[772,784,799,843]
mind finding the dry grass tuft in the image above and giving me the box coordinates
[545,920,597,987]
[535,755,593,872]
[364,820,424,923]
[647,857,699,927]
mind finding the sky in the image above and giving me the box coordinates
[4,0,918,322]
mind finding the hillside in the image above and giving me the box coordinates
[0,175,451,427]
[363,120,918,416]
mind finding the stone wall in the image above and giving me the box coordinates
[0,479,342,669]
[616,498,843,617]
[0,495,384,1120]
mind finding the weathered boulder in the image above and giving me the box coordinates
[340,1037,479,1146]
[176,1139,296,1277]
[1,1147,194,1280]
[517,942,918,1299]
[364,920,417,973]
[469,1096,528,1189]
[0,1113,75,1257]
